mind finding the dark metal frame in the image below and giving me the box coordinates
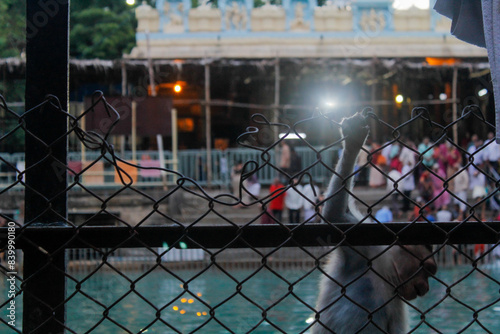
[6,222,500,251]
[22,1,69,332]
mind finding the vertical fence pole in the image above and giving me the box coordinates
[452,66,458,144]
[172,108,179,184]
[274,57,280,160]
[132,100,137,162]
[23,0,69,333]
[205,62,212,185]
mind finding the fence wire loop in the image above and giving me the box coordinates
[461,104,486,121]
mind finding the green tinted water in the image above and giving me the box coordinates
[2,264,500,333]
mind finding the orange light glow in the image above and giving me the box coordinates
[173,306,179,311]
[180,310,186,315]
[426,57,460,66]
[174,84,182,93]
[181,298,187,303]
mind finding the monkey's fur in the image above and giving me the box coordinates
[313,114,437,334]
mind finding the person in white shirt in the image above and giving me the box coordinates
[285,179,303,224]
[399,139,417,168]
[468,135,486,219]
[436,205,453,221]
[467,134,484,166]
[451,164,469,214]
[302,182,320,222]
[387,168,402,215]
[401,160,415,212]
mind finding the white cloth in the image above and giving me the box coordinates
[469,165,486,198]
[454,168,469,193]
[401,165,415,192]
[453,190,468,212]
[436,209,453,222]
[301,184,319,211]
[247,182,261,197]
[472,185,487,199]
[399,146,416,168]
[285,184,304,210]
[386,169,402,192]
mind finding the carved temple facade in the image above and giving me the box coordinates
[123,1,491,149]
[128,0,486,59]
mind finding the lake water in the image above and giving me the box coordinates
[2,263,500,333]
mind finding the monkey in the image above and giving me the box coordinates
[313,113,437,334]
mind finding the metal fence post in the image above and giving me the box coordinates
[23,0,69,333]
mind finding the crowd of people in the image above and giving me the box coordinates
[231,133,500,231]
[228,134,500,260]
[361,132,500,222]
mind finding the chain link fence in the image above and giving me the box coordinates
[0,92,499,333]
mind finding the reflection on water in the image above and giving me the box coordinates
[1,263,500,333]
[65,268,320,333]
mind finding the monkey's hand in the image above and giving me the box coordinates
[340,113,369,151]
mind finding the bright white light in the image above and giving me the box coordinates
[126,0,136,5]
[393,0,429,10]
[478,88,488,97]
[305,317,315,324]
[395,94,404,104]
[279,133,307,140]
[439,93,447,101]
[324,100,336,108]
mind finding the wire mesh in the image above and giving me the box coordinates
[0,92,499,333]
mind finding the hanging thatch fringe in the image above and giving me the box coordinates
[0,57,491,75]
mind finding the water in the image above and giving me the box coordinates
[2,264,500,333]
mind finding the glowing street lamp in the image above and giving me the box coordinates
[395,94,404,104]
[478,88,488,97]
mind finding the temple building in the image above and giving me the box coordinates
[123,0,490,149]
[129,0,484,59]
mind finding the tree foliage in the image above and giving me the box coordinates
[0,0,25,58]
[70,7,136,59]
[0,0,147,59]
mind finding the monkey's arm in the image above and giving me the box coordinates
[321,113,369,223]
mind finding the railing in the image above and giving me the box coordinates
[63,244,500,274]
[0,146,340,189]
